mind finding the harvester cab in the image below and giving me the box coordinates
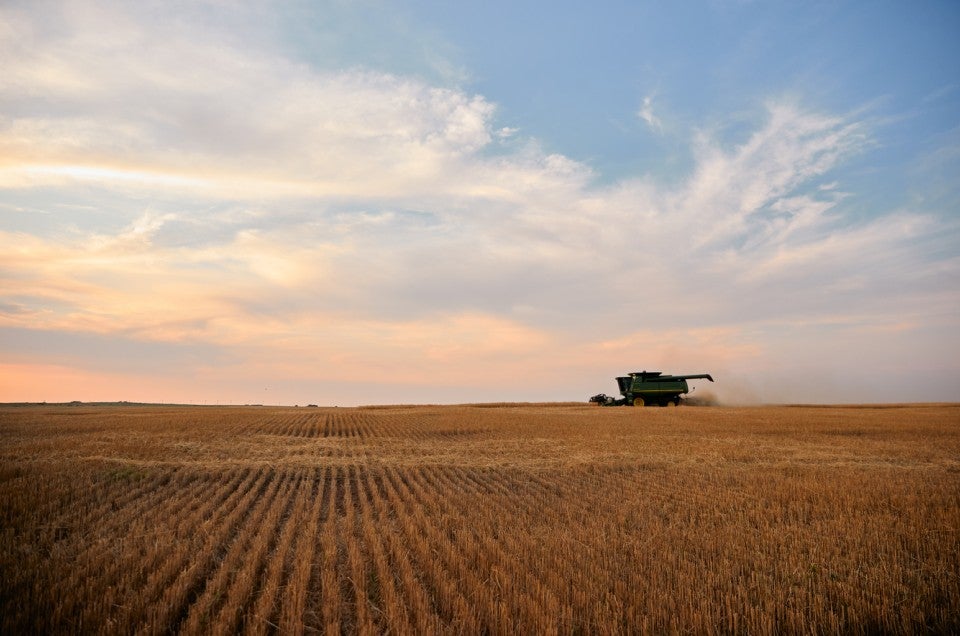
[590,370,714,407]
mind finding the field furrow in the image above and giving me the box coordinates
[143,468,276,634]
[279,469,325,633]
[116,468,256,629]
[2,403,958,634]
[209,470,302,635]
[250,469,313,632]
[309,464,342,632]
[178,470,288,633]
[369,466,445,632]
[383,465,485,631]
[69,470,235,629]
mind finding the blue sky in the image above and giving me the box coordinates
[1,0,958,404]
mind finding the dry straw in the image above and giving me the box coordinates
[1,403,958,633]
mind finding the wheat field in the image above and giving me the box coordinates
[1,403,958,634]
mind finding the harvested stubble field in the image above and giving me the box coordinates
[1,403,958,634]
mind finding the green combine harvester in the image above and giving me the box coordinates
[589,370,714,407]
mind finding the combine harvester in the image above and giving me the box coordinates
[590,370,714,407]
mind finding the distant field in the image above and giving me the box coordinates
[1,403,958,634]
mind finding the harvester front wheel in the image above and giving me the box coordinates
[633,397,645,407]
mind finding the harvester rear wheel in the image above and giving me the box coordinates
[666,400,677,408]
[633,397,645,407]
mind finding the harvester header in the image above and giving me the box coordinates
[590,370,714,407]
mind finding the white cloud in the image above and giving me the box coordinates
[637,94,662,132]
[0,1,514,200]
[675,103,866,252]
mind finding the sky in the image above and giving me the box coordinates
[1,0,959,405]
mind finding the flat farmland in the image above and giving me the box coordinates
[1,403,958,634]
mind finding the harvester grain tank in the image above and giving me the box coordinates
[589,370,714,407]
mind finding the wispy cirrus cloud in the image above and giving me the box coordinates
[637,95,663,132]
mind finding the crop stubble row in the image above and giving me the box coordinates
[1,404,958,634]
